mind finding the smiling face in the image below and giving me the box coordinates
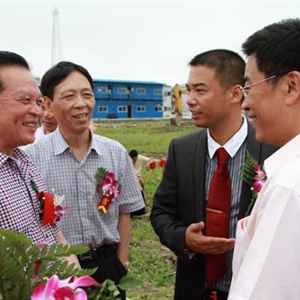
[241,55,286,146]
[46,71,95,137]
[0,66,43,154]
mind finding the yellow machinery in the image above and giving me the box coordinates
[171,84,188,125]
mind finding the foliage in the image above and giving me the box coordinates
[0,229,140,300]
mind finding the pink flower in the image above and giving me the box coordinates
[102,172,121,199]
[31,275,98,300]
[253,163,266,181]
[252,163,266,192]
[252,180,264,192]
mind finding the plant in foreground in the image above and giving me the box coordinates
[0,229,140,300]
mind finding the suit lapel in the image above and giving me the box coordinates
[193,130,207,221]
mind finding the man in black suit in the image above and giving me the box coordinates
[150,49,277,300]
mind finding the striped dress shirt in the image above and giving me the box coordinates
[205,119,247,292]
[25,129,145,247]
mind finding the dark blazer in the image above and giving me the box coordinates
[150,123,277,300]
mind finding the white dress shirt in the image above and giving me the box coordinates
[229,133,300,299]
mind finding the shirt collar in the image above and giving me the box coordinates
[0,147,30,167]
[264,133,300,178]
[207,115,248,159]
[52,128,102,156]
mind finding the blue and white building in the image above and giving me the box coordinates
[92,79,172,119]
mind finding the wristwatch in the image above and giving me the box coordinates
[123,261,130,271]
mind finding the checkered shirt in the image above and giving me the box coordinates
[0,148,59,245]
[25,129,145,247]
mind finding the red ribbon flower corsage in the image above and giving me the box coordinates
[95,167,120,213]
[30,180,67,226]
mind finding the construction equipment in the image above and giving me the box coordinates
[170,83,188,125]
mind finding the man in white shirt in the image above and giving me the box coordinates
[228,18,300,299]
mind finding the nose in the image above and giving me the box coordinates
[74,94,87,107]
[186,91,197,107]
[29,101,43,117]
[241,97,249,111]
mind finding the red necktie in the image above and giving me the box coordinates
[205,147,231,283]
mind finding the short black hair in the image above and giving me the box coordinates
[242,18,300,79]
[188,49,245,90]
[40,61,94,100]
[0,51,30,93]
[129,149,138,158]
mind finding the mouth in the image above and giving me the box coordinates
[247,114,257,126]
[190,110,202,117]
[23,122,37,129]
[74,113,88,119]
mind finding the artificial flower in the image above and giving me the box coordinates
[31,274,99,300]
[30,180,67,226]
[148,161,157,170]
[158,158,167,168]
[241,151,267,216]
[95,167,120,213]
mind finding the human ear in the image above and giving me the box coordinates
[285,71,300,106]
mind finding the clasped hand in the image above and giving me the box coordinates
[185,221,235,255]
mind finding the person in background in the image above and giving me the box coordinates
[25,61,145,300]
[129,149,159,217]
[35,101,58,140]
[0,50,79,268]
[129,149,152,191]
[150,49,277,300]
[228,18,300,299]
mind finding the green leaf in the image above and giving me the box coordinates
[117,275,143,290]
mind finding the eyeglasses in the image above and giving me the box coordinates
[240,75,277,98]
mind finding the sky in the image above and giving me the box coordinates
[1,1,300,86]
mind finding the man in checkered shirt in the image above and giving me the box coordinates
[0,51,80,268]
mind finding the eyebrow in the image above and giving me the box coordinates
[186,82,206,89]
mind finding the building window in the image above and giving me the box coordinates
[154,89,162,95]
[117,87,129,94]
[136,106,145,112]
[136,88,146,95]
[118,106,127,112]
[155,105,162,112]
[98,106,108,113]
[97,87,109,94]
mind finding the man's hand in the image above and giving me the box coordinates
[185,221,235,255]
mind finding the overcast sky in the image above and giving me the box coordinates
[1,1,299,86]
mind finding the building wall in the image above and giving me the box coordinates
[92,79,171,119]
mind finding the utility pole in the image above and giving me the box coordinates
[51,7,63,66]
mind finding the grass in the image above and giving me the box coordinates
[96,119,197,300]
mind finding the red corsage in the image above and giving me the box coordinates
[95,168,120,213]
[30,181,67,226]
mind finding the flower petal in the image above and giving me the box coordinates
[69,275,99,289]
[31,275,60,299]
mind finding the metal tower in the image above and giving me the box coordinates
[51,7,63,66]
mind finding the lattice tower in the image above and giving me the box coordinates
[51,7,63,66]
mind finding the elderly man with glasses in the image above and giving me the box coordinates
[229,18,300,299]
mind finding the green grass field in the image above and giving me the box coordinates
[96,119,197,299]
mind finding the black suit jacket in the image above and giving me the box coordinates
[150,123,277,300]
